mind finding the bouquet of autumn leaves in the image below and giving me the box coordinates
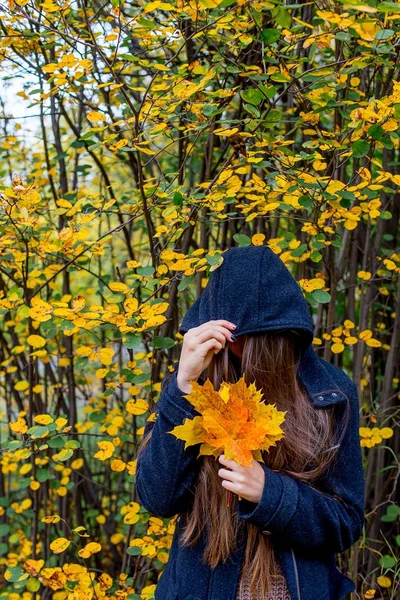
[167,375,286,504]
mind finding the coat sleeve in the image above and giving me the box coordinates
[135,362,202,518]
[237,382,365,554]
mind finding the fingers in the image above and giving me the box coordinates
[196,325,235,347]
[202,338,224,355]
[217,467,243,484]
[218,454,241,471]
[185,323,236,357]
[193,320,236,338]
[195,320,237,331]
[179,320,238,384]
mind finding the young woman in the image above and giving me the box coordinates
[136,246,365,600]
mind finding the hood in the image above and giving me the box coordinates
[178,246,314,354]
[177,246,350,407]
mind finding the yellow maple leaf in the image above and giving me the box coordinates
[168,376,286,467]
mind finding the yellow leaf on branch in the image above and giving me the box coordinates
[49,537,70,554]
[78,542,101,558]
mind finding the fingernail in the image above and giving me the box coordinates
[230,324,237,329]
[231,334,236,341]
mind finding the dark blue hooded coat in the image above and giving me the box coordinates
[136,246,365,600]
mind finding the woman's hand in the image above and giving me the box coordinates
[217,454,265,504]
[177,320,237,393]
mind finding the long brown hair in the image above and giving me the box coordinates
[138,331,350,598]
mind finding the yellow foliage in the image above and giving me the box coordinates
[126,399,149,415]
[93,441,115,461]
[377,576,391,588]
[78,542,102,558]
[49,537,71,554]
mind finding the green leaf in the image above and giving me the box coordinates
[178,275,194,292]
[264,109,281,123]
[381,504,400,522]
[378,2,400,12]
[119,54,140,62]
[375,29,394,40]
[126,546,142,556]
[206,252,223,266]
[339,198,351,209]
[124,334,141,349]
[59,319,76,331]
[310,251,323,263]
[136,266,155,277]
[337,190,355,201]
[26,578,41,592]
[272,6,291,28]
[27,426,49,439]
[2,440,23,451]
[233,233,251,247]
[48,435,65,449]
[368,124,383,140]
[379,555,396,569]
[153,336,175,349]
[270,73,290,83]
[203,104,219,117]
[19,477,33,489]
[240,89,263,106]
[381,136,394,149]
[393,103,400,119]
[57,448,73,462]
[5,566,24,583]
[352,140,370,158]
[243,103,260,118]
[311,290,331,304]
[65,440,80,449]
[78,131,95,141]
[291,243,307,257]
[36,469,50,483]
[335,32,351,42]
[173,191,183,206]
[254,85,274,101]
[261,29,281,45]
[104,293,125,303]
[298,196,313,209]
[75,356,89,369]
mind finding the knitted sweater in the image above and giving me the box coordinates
[235,559,291,600]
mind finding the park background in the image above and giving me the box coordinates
[0,0,399,598]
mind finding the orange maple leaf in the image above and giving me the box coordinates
[167,375,286,467]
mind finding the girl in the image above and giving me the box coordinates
[136,246,365,600]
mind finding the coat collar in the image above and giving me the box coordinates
[297,345,347,407]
